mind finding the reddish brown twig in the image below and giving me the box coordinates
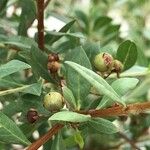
[79,101,150,117]
[27,102,150,150]
[37,0,44,50]
[27,123,64,150]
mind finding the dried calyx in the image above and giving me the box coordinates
[47,53,60,74]
[27,108,39,124]
[113,60,124,73]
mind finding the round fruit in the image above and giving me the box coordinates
[43,92,64,111]
[113,60,123,73]
[93,52,114,72]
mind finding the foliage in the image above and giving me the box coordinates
[0,0,150,150]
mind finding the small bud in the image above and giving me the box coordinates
[27,109,39,124]
[48,53,59,62]
[93,52,114,72]
[47,61,61,74]
[43,92,64,112]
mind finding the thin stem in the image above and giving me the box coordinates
[37,0,44,50]
[27,123,64,150]
[78,101,150,117]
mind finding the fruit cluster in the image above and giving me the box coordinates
[93,52,123,77]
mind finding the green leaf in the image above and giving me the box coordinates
[18,0,36,35]
[45,20,76,44]
[83,41,100,61]
[110,65,149,78]
[103,24,120,35]
[0,112,30,145]
[1,35,37,49]
[75,10,89,26]
[93,16,112,30]
[0,81,42,97]
[65,47,92,108]
[127,77,150,99]
[65,61,125,106]
[75,10,89,32]
[49,111,91,123]
[88,118,118,134]
[0,60,31,78]
[117,40,137,70]
[62,86,77,109]
[74,131,84,149]
[45,31,85,39]
[0,0,8,13]
[0,76,23,88]
[98,78,139,108]
[29,45,55,82]
[109,78,139,96]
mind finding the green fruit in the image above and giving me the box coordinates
[113,60,123,73]
[43,92,64,111]
[93,52,114,72]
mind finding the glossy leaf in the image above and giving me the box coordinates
[0,60,31,79]
[117,40,137,70]
[49,111,91,123]
[0,112,30,145]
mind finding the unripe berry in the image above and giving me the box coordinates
[43,92,64,112]
[27,109,39,124]
[113,60,123,73]
[93,52,114,72]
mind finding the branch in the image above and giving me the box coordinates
[79,101,150,117]
[26,102,150,150]
[37,0,44,50]
[27,123,64,150]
